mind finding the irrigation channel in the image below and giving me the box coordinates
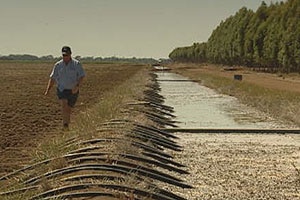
[156,71,299,133]
[155,70,300,200]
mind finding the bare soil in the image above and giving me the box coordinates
[0,61,143,175]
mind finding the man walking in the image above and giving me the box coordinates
[44,46,85,130]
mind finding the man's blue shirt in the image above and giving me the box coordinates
[50,58,85,92]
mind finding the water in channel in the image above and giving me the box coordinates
[156,72,286,129]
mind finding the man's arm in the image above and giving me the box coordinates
[77,76,84,86]
[44,78,55,95]
[72,76,84,94]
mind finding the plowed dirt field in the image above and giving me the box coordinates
[0,61,143,176]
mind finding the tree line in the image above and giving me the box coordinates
[169,0,300,73]
[0,54,158,64]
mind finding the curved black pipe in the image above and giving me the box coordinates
[142,152,186,168]
[33,191,123,200]
[133,127,181,148]
[24,164,192,188]
[134,123,178,139]
[67,156,188,178]
[65,152,188,174]
[31,183,178,200]
[128,132,182,151]
[61,174,187,200]
[79,138,172,158]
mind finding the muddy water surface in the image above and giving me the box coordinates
[157,72,286,129]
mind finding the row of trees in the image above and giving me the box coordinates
[0,54,158,64]
[169,0,300,73]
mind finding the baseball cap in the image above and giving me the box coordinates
[62,46,72,55]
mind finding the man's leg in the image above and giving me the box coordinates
[60,99,71,128]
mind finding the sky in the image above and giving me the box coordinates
[0,0,284,59]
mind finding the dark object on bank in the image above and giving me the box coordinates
[234,74,243,81]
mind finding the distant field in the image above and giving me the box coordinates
[0,61,143,175]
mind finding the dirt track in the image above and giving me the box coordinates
[169,63,300,93]
[0,62,142,175]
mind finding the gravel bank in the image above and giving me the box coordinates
[164,133,300,199]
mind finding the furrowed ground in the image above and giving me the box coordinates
[0,61,144,176]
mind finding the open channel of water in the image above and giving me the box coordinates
[156,72,286,129]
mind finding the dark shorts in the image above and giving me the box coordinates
[57,88,79,108]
